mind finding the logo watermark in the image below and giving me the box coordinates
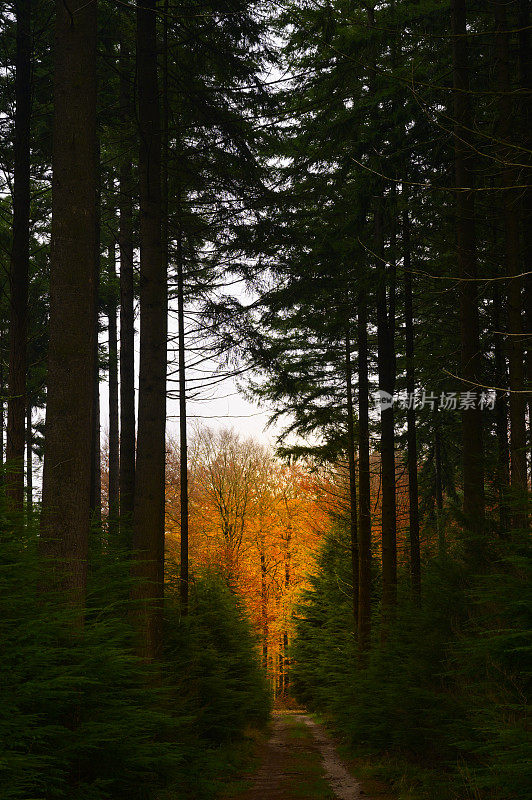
[373,390,496,412]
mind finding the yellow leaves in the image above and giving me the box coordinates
[165,427,327,687]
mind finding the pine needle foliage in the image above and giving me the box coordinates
[0,510,269,800]
[291,524,532,800]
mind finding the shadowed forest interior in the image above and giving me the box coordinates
[0,1,531,799]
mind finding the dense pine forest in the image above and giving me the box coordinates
[0,1,530,799]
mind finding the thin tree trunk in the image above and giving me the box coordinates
[164,4,189,614]
[90,330,101,527]
[403,207,421,602]
[358,4,378,636]
[434,409,444,555]
[284,522,291,690]
[40,0,97,600]
[261,535,268,669]
[131,0,166,661]
[525,279,532,491]
[90,146,101,529]
[118,23,136,548]
[177,228,189,611]
[518,0,532,487]
[493,283,510,528]
[493,0,528,524]
[278,637,284,696]
[7,0,31,513]
[283,631,289,693]
[108,243,119,538]
[375,200,397,615]
[0,325,4,484]
[450,0,485,534]
[345,327,359,634]
[26,402,32,519]
[357,288,371,651]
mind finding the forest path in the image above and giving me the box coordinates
[225,711,393,800]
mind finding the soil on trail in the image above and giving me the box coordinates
[226,711,393,800]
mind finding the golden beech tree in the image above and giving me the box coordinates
[165,427,327,694]
[104,427,443,678]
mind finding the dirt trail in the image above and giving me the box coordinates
[301,715,364,800]
[229,711,380,800]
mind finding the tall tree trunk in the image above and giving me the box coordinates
[345,327,359,634]
[7,0,31,513]
[132,0,166,661]
[163,3,189,613]
[118,24,136,548]
[260,534,268,669]
[493,0,528,525]
[89,148,101,529]
[282,631,289,694]
[375,200,397,614]
[450,0,485,534]
[283,521,291,690]
[278,637,284,696]
[0,325,4,484]
[493,283,510,528]
[518,0,532,486]
[26,402,32,520]
[90,326,101,527]
[357,288,371,651]
[40,0,97,600]
[403,207,421,602]
[365,4,395,621]
[177,222,189,610]
[434,409,444,555]
[108,243,119,538]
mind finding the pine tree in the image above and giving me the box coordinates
[6,0,31,512]
[131,0,166,660]
[40,0,98,598]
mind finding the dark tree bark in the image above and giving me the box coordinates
[375,200,397,614]
[345,327,359,634]
[357,289,371,651]
[450,0,485,533]
[364,7,395,623]
[131,0,166,660]
[493,0,528,524]
[7,0,31,512]
[162,2,189,613]
[89,327,101,528]
[0,326,4,483]
[493,283,510,529]
[278,637,285,696]
[518,0,532,486]
[40,0,98,599]
[118,24,136,547]
[108,243,119,538]
[434,409,444,555]
[402,207,421,603]
[177,229,189,610]
[283,519,291,690]
[282,631,289,693]
[26,403,32,519]
[260,535,268,669]
[90,148,101,529]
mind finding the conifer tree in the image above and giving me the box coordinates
[40,0,98,598]
[7,0,31,512]
[131,0,166,660]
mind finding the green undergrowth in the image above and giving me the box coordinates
[0,511,270,800]
[291,523,531,800]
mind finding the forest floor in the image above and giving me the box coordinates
[222,711,396,800]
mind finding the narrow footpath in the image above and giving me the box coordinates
[225,711,395,800]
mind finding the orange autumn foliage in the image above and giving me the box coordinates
[165,428,328,695]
